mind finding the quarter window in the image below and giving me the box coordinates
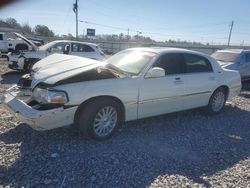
[72,43,94,52]
[72,43,79,52]
[184,54,213,73]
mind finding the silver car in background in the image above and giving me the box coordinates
[212,49,250,81]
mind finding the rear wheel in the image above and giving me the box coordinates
[207,88,227,114]
[78,98,122,140]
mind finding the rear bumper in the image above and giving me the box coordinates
[2,85,78,131]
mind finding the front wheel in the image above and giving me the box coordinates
[207,88,227,114]
[78,98,122,140]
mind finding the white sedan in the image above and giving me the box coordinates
[3,48,241,140]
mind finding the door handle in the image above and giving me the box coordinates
[175,77,181,80]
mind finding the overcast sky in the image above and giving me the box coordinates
[1,0,250,45]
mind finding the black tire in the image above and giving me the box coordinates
[77,98,122,140]
[206,88,227,114]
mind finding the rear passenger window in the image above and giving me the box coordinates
[71,43,94,52]
[78,44,94,52]
[154,54,185,75]
[72,43,79,52]
[0,34,3,40]
[184,54,213,73]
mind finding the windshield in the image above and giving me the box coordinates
[105,50,156,75]
[38,41,58,51]
[211,52,240,63]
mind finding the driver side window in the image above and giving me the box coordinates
[50,42,65,53]
[153,53,185,75]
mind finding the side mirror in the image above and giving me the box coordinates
[145,67,165,78]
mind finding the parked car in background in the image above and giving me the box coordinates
[212,49,250,81]
[0,32,41,56]
[7,33,106,72]
[3,48,241,140]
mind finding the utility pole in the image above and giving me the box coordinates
[73,0,78,39]
[227,21,234,46]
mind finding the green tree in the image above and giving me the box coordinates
[34,25,54,37]
[5,17,21,29]
[22,23,33,34]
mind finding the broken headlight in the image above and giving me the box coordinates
[33,87,68,104]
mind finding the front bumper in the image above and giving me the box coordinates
[2,85,78,131]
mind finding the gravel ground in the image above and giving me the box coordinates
[0,59,250,187]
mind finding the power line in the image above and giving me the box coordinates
[80,0,231,32]
[74,1,250,44]
[78,19,250,45]
[79,19,229,40]
[79,20,128,31]
[88,0,231,31]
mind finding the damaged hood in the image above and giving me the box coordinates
[14,32,38,51]
[31,54,106,88]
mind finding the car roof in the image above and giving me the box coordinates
[51,40,98,47]
[126,47,208,56]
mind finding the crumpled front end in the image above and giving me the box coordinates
[2,85,77,131]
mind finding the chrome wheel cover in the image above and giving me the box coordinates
[211,91,225,112]
[93,106,117,137]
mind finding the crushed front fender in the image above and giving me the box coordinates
[3,85,78,131]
